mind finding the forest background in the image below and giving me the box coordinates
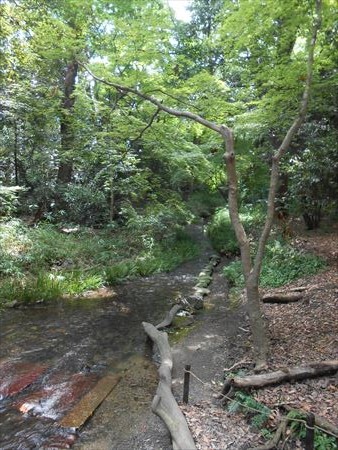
[0,0,337,317]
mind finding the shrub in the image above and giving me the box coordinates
[0,185,24,218]
[207,205,265,254]
[207,208,239,254]
[186,189,225,218]
[259,240,325,287]
[124,197,194,244]
[223,239,325,288]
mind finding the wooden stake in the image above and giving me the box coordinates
[305,413,315,450]
[183,364,191,404]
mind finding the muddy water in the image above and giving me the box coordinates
[0,230,213,449]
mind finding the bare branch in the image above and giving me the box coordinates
[130,107,161,143]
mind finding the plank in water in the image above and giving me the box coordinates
[59,373,121,429]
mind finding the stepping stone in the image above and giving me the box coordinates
[59,373,121,430]
[0,360,47,398]
[194,287,211,296]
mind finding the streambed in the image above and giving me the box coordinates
[0,229,213,449]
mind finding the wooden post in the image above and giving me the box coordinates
[183,364,191,404]
[305,413,315,450]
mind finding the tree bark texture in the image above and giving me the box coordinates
[262,293,303,303]
[156,304,183,330]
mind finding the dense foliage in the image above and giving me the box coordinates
[223,239,325,288]
[0,0,337,302]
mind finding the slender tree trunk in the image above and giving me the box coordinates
[221,129,269,367]
[246,277,268,368]
[57,60,78,184]
[14,120,19,185]
[109,182,115,223]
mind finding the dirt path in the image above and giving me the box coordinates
[171,262,261,450]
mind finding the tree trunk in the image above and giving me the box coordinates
[57,60,78,184]
[246,279,269,370]
[14,120,19,185]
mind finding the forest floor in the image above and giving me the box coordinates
[175,224,338,449]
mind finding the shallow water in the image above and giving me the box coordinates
[0,247,210,449]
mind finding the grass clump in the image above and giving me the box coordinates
[105,234,199,284]
[223,239,325,288]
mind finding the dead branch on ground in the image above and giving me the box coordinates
[222,360,338,394]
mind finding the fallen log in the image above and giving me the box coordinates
[262,293,303,303]
[156,304,183,330]
[222,360,338,394]
[289,286,307,292]
[142,322,196,450]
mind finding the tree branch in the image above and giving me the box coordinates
[130,107,161,143]
[78,61,226,136]
[252,0,322,279]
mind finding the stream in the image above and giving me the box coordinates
[0,226,213,449]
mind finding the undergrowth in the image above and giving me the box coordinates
[0,220,199,305]
[228,391,337,449]
[207,205,265,254]
[223,239,325,288]
[228,390,272,439]
[287,410,337,450]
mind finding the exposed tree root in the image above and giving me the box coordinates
[248,416,289,450]
[142,322,197,450]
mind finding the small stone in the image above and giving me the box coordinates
[194,287,211,296]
